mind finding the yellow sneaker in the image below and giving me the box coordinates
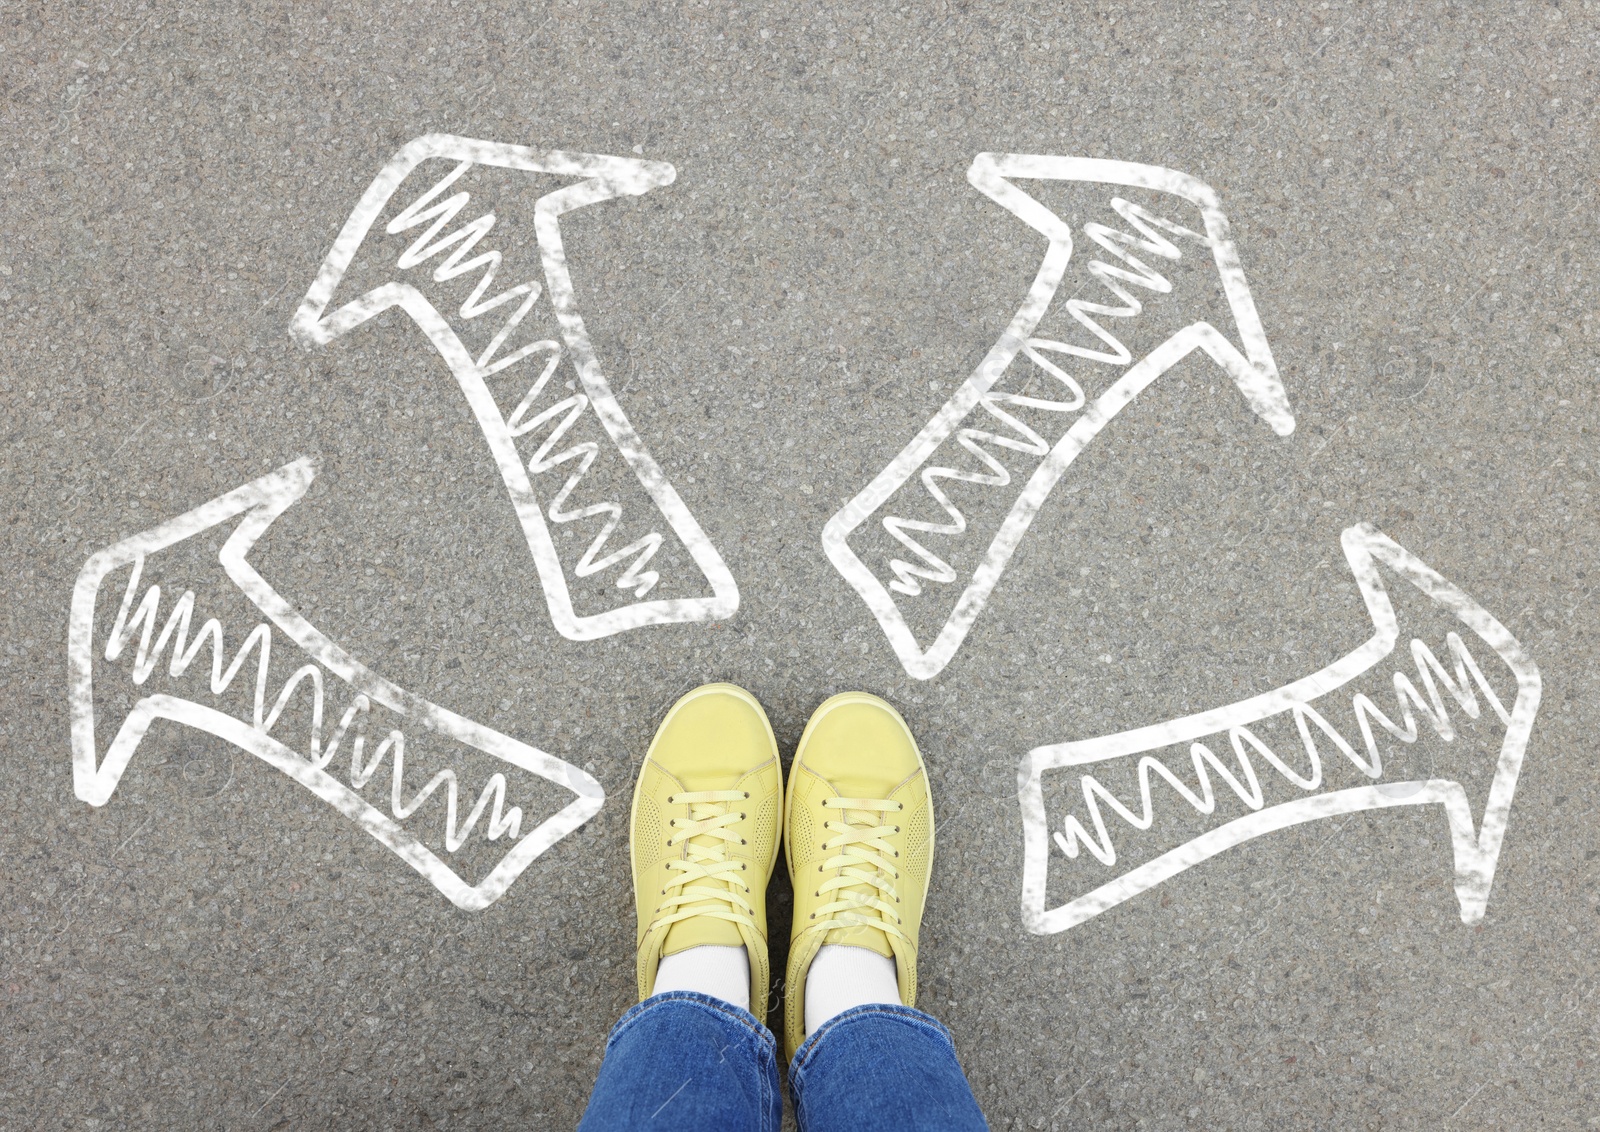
[783,692,934,1058]
[632,683,782,1017]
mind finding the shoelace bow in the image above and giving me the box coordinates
[809,796,910,945]
[654,790,758,932]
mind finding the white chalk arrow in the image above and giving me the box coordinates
[68,458,605,911]
[825,155,1295,680]
[1018,523,1541,935]
[292,133,738,641]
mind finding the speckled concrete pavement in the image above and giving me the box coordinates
[2,3,1597,1129]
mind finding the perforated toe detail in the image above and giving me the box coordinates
[901,802,931,884]
[753,797,778,859]
[788,798,815,864]
[633,795,665,869]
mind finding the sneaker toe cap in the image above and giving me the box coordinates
[795,696,922,796]
[650,684,779,784]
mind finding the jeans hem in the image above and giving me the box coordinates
[581,991,782,1132]
[789,1002,956,1075]
[606,990,776,1057]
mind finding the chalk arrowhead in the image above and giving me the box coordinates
[826,154,1294,681]
[1019,523,1540,934]
[973,154,1294,435]
[291,133,737,641]
[68,458,605,910]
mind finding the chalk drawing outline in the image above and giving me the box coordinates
[69,458,605,911]
[1018,523,1541,935]
[291,133,738,641]
[824,155,1296,680]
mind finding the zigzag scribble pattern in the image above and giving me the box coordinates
[1047,198,1209,367]
[1054,634,1511,867]
[881,200,1210,597]
[106,558,523,853]
[505,344,664,597]
[387,159,548,376]
[389,160,664,598]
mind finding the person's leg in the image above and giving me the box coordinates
[577,990,782,1132]
[578,683,786,1131]
[789,1003,986,1132]
[782,692,988,1130]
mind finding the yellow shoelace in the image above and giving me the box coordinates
[808,796,910,946]
[653,789,758,933]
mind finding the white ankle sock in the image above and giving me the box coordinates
[804,944,900,1034]
[653,945,751,1011]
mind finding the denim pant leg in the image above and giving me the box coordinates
[789,1003,989,1132]
[577,991,783,1132]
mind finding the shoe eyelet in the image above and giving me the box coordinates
[893,825,900,833]
[743,791,750,799]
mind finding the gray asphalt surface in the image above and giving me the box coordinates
[3,2,1598,1128]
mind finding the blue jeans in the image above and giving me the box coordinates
[577,991,988,1131]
